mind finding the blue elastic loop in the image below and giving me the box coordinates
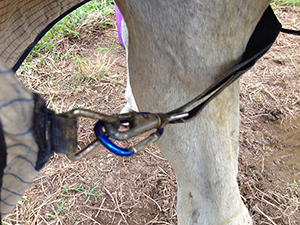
[94,121,134,156]
[156,128,164,137]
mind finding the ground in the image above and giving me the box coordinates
[2,5,300,225]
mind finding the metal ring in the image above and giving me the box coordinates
[154,128,164,137]
[94,120,134,156]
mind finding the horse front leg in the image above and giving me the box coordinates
[153,82,251,225]
[119,19,138,114]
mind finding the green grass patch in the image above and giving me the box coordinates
[287,180,300,191]
[250,89,262,102]
[46,198,70,219]
[27,0,114,61]
[48,0,114,38]
[271,0,300,6]
[44,184,102,220]
[62,183,102,203]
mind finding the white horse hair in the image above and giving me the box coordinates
[115,0,271,224]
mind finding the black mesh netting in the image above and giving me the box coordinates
[0,0,91,72]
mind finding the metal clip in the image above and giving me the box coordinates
[94,120,164,156]
[62,109,119,161]
[94,111,165,156]
[64,109,167,160]
[103,112,162,140]
[92,112,190,157]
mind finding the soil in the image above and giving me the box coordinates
[2,5,300,225]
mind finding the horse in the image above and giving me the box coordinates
[114,0,272,224]
[0,0,286,224]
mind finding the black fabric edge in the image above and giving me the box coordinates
[12,0,92,72]
[32,94,53,170]
[241,6,282,62]
[0,120,7,221]
[167,5,282,121]
[32,94,77,171]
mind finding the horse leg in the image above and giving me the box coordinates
[120,19,138,113]
[115,1,270,224]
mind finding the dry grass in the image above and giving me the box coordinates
[2,3,300,225]
[238,5,300,224]
[4,7,177,224]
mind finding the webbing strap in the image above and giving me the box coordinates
[167,6,282,122]
[281,28,300,35]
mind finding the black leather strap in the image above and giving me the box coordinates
[167,6,282,122]
[281,28,300,35]
[0,120,7,221]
